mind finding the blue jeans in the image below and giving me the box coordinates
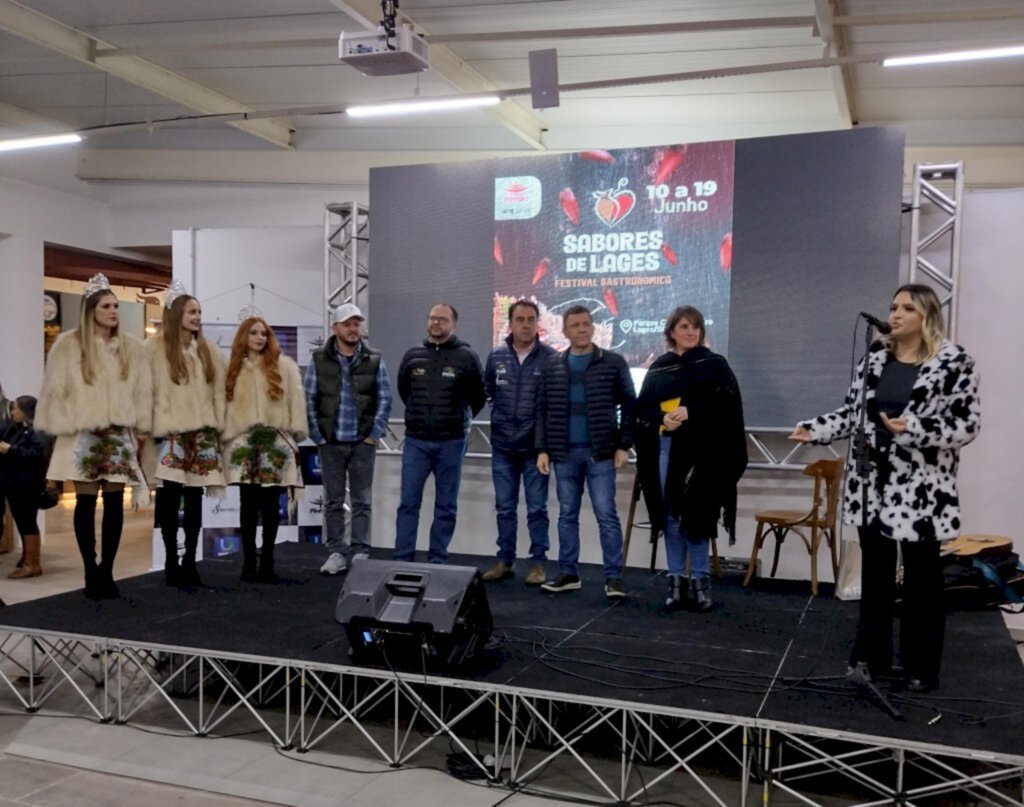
[319,441,377,558]
[552,445,624,579]
[492,449,549,563]
[659,436,710,579]
[394,435,466,564]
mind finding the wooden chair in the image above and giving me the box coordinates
[743,458,844,595]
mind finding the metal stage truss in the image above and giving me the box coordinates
[323,201,370,332]
[374,420,843,472]
[1,627,1021,806]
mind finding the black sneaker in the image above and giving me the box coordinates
[604,578,627,599]
[541,574,581,593]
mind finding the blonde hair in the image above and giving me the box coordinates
[163,295,215,385]
[882,283,945,362]
[78,290,129,385]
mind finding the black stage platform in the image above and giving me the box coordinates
[2,543,1023,804]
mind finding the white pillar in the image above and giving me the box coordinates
[0,234,45,399]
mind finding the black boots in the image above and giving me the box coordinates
[665,575,688,610]
[692,576,713,612]
[76,493,119,600]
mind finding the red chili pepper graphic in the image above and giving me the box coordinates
[654,146,687,185]
[720,231,733,272]
[531,257,550,285]
[660,243,678,266]
[579,149,616,164]
[559,187,580,225]
[603,288,619,316]
[493,237,503,265]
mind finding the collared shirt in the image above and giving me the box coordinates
[303,341,393,444]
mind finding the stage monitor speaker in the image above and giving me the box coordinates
[528,48,559,109]
[336,559,493,670]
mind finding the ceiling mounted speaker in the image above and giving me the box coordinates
[529,48,560,109]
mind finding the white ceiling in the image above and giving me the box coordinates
[0,0,1021,188]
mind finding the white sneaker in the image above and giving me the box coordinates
[320,552,347,575]
[352,552,370,562]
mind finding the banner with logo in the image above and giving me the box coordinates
[493,142,735,365]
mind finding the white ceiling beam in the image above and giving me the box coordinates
[328,0,545,150]
[76,148,539,185]
[0,0,293,149]
[815,0,853,128]
[0,99,67,133]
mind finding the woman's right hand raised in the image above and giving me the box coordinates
[788,425,812,443]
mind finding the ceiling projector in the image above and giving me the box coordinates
[339,24,429,76]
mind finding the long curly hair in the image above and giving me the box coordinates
[163,295,216,385]
[78,290,129,384]
[225,317,283,401]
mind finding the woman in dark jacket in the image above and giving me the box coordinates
[635,306,747,611]
[0,396,49,579]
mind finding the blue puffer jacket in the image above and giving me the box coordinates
[485,336,556,454]
[535,346,636,462]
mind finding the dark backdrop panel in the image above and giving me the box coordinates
[369,161,496,414]
[370,127,904,425]
[730,127,905,426]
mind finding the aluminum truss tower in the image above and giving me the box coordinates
[908,161,964,340]
[323,202,370,332]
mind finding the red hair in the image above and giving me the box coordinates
[225,317,283,401]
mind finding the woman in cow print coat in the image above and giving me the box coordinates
[790,283,980,693]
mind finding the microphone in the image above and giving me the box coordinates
[860,312,892,335]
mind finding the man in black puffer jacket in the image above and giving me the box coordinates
[535,305,636,600]
[394,303,486,564]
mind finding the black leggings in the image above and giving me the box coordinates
[239,485,282,549]
[1,486,39,537]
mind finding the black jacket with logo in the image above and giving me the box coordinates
[398,336,486,440]
[485,335,556,454]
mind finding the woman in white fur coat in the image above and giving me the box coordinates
[790,283,981,693]
[147,288,226,587]
[223,317,307,582]
[36,274,152,599]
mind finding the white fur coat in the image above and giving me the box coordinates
[801,339,980,542]
[222,356,308,442]
[147,333,226,437]
[36,331,152,436]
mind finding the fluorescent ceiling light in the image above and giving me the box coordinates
[0,132,82,153]
[883,44,1024,67]
[347,95,500,118]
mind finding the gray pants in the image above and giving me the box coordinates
[319,441,376,557]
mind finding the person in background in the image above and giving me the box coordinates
[534,305,635,600]
[393,303,486,564]
[634,306,747,612]
[0,396,49,579]
[790,283,981,693]
[223,316,308,582]
[147,282,226,588]
[36,274,151,599]
[304,303,392,575]
[480,300,555,586]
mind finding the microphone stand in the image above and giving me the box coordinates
[847,321,903,722]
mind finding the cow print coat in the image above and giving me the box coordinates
[799,339,980,543]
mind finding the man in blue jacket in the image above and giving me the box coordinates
[481,300,556,586]
[535,305,636,599]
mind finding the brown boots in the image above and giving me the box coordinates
[8,533,42,578]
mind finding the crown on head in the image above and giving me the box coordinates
[83,273,112,299]
[164,279,189,310]
[237,302,263,322]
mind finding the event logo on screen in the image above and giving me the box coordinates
[493,143,735,367]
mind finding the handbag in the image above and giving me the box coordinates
[38,483,61,510]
